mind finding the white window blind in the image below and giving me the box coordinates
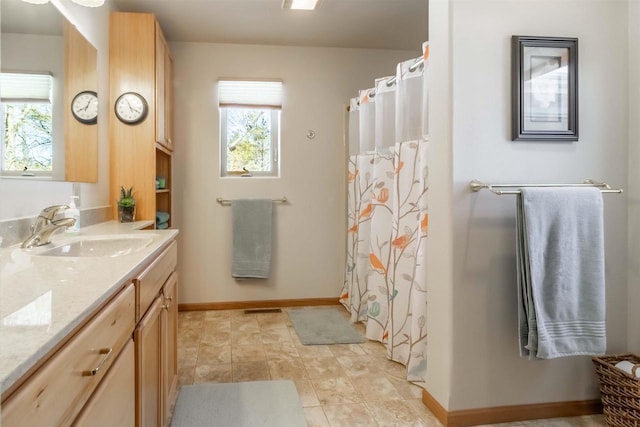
[0,72,52,102]
[218,80,282,109]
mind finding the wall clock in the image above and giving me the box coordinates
[114,92,148,124]
[71,90,98,125]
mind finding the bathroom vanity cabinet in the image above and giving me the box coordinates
[109,11,174,228]
[135,241,178,427]
[0,234,178,427]
[1,284,136,427]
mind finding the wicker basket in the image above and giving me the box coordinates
[593,353,640,426]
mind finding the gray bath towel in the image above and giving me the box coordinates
[231,199,273,279]
[517,187,606,359]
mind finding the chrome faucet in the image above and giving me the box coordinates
[21,205,76,249]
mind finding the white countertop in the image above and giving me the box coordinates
[0,221,179,396]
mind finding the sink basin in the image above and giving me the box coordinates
[34,235,155,258]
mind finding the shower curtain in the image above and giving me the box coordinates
[340,42,429,384]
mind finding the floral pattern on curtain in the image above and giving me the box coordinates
[340,42,429,384]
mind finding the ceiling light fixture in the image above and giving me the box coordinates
[71,0,105,7]
[282,0,320,10]
[20,0,105,6]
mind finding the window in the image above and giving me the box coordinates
[218,80,282,177]
[0,72,53,176]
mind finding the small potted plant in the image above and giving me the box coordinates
[117,186,136,222]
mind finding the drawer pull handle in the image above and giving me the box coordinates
[83,347,113,376]
[163,295,173,310]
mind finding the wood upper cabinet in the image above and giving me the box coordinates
[155,23,174,152]
[110,12,174,226]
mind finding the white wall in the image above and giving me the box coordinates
[627,0,640,352]
[425,0,455,409]
[171,42,417,304]
[0,0,111,220]
[427,0,629,412]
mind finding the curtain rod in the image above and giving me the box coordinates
[216,196,288,205]
[469,179,623,195]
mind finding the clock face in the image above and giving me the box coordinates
[115,92,148,124]
[71,91,98,124]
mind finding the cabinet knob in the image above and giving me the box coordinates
[82,347,113,376]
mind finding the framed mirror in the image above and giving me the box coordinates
[0,0,98,182]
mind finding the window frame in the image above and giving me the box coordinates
[219,106,280,178]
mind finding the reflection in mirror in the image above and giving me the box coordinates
[1,0,98,182]
[64,20,98,182]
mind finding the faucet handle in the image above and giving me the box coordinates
[39,205,69,221]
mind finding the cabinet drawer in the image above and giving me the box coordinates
[2,283,135,427]
[136,241,176,321]
[72,339,135,427]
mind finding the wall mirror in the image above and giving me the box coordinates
[0,0,98,182]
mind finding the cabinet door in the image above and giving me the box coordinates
[135,297,162,427]
[72,339,135,427]
[164,49,174,151]
[155,22,166,148]
[155,23,173,152]
[161,272,178,426]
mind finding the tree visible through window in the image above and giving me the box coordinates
[0,72,53,175]
[224,108,276,173]
[2,102,53,173]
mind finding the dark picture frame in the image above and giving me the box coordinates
[511,36,578,141]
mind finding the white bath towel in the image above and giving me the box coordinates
[516,187,606,359]
[231,199,273,279]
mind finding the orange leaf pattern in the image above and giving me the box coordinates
[359,203,373,219]
[340,45,429,385]
[369,253,387,274]
[392,234,411,249]
[421,213,429,234]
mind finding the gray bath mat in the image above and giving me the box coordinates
[288,307,365,345]
[171,381,307,427]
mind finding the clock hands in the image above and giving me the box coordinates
[81,98,92,112]
[125,98,141,115]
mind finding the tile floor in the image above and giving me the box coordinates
[177,306,606,427]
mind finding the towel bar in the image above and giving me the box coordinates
[469,179,623,195]
[216,196,288,205]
